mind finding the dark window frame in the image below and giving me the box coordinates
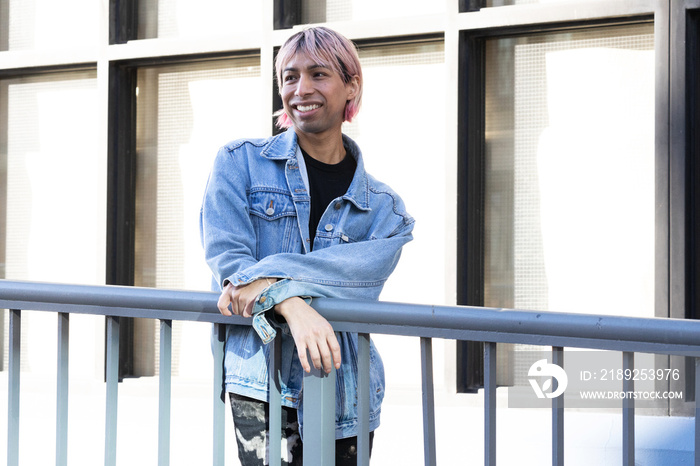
[105,50,260,378]
[678,2,700,410]
[110,0,138,45]
[682,7,700,320]
[106,61,137,379]
[275,0,302,29]
[456,30,485,393]
[455,11,676,394]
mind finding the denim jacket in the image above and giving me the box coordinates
[199,129,414,438]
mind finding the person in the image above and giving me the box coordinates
[199,26,414,465]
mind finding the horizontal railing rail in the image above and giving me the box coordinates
[1,279,700,466]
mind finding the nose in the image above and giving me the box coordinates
[295,74,313,97]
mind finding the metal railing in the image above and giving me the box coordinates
[1,279,700,466]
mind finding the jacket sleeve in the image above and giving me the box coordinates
[201,143,414,298]
[199,143,259,291]
[201,142,414,342]
[245,219,413,345]
[232,219,413,300]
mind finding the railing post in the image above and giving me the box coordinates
[302,357,336,465]
[552,347,564,466]
[357,333,371,466]
[105,316,120,466]
[212,323,226,466]
[420,337,437,466]
[695,357,700,466]
[7,309,21,466]
[57,312,70,466]
[268,333,282,466]
[484,342,497,466]
[622,352,635,466]
[158,319,172,466]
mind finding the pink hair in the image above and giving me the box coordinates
[274,27,363,129]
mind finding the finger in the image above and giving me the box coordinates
[241,294,256,318]
[307,344,324,372]
[297,346,311,373]
[231,287,245,316]
[328,335,342,369]
[230,293,240,316]
[217,288,232,316]
[319,344,334,374]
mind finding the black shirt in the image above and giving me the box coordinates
[301,146,357,248]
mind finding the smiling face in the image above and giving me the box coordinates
[280,53,359,139]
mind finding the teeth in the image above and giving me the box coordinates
[296,104,320,112]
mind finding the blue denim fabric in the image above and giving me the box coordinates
[199,129,414,439]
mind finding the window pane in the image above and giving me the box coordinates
[345,41,446,305]
[1,70,102,283]
[343,41,447,388]
[302,0,445,23]
[485,0,570,6]
[135,58,263,292]
[2,0,100,51]
[133,58,263,383]
[1,70,103,379]
[484,24,655,319]
[137,0,262,39]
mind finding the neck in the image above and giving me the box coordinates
[295,130,346,165]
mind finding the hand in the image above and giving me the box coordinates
[217,278,276,318]
[275,297,342,374]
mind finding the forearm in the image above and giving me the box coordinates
[275,296,341,373]
[226,223,413,292]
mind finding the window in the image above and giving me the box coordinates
[346,39,448,388]
[458,19,665,395]
[483,24,656,318]
[0,71,103,284]
[301,0,445,23]
[131,57,263,377]
[346,39,447,310]
[484,0,569,6]
[1,0,100,51]
[0,70,104,378]
[136,0,262,39]
[134,58,263,291]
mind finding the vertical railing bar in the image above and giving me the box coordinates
[695,357,699,466]
[268,333,282,466]
[357,333,371,466]
[212,323,226,466]
[302,358,336,465]
[552,347,564,466]
[420,337,437,466]
[56,312,70,466]
[484,342,497,466]
[158,320,172,466]
[104,316,120,466]
[622,352,635,466]
[7,309,21,466]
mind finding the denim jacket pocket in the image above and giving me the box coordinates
[249,189,299,258]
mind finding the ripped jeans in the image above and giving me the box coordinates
[229,393,374,466]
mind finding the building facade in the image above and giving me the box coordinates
[1,0,699,464]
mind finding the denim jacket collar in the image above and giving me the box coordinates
[262,129,371,212]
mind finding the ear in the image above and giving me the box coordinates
[346,75,360,100]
